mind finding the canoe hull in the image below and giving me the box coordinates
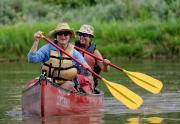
[22,78,104,117]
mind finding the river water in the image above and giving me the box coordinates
[0,60,180,124]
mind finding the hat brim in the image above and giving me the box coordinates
[49,29,74,38]
[76,31,94,38]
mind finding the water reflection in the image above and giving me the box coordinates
[143,117,164,124]
[127,117,164,124]
[23,113,104,124]
[104,91,180,115]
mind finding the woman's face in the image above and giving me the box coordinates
[78,32,92,48]
[56,31,71,46]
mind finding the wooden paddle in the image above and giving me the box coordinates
[40,33,143,110]
[74,46,163,94]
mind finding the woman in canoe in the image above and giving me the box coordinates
[74,24,110,93]
[28,22,91,92]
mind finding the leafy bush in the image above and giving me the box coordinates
[0,0,179,25]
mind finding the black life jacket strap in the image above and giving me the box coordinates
[50,55,71,60]
[43,63,75,70]
[53,77,68,81]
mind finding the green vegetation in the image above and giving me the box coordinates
[0,0,180,61]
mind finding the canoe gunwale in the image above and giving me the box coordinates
[22,76,104,97]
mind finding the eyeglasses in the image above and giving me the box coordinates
[57,31,70,36]
[77,32,90,37]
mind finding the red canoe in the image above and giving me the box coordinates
[22,75,104,117]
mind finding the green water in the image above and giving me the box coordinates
[0,60,180,124]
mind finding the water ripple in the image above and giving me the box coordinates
[104,91,180,115]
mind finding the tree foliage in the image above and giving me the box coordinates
[0,0,179,25]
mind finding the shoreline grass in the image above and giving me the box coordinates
[0,19,180,61]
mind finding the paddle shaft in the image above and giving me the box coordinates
[41,35,102,80]
[74,46,123,71]
[75,46,163,94]
[40,34,143,110]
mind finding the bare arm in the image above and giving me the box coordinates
[94,50,110,72]
[29,31,42,53]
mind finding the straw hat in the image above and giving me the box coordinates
[77,24,94,37]
[48,22,74,38]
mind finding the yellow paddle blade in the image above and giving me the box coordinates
[102,78,143,110]
[123,70,163,94]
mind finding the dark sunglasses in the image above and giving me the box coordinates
[77,32,90,37]
[57,31,70,36]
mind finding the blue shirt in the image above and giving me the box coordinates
[28,43,87,67]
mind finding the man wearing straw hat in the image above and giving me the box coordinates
[28,22,90,91]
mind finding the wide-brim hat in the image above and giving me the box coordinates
[48,22,74,38]
[77,24,94,37]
